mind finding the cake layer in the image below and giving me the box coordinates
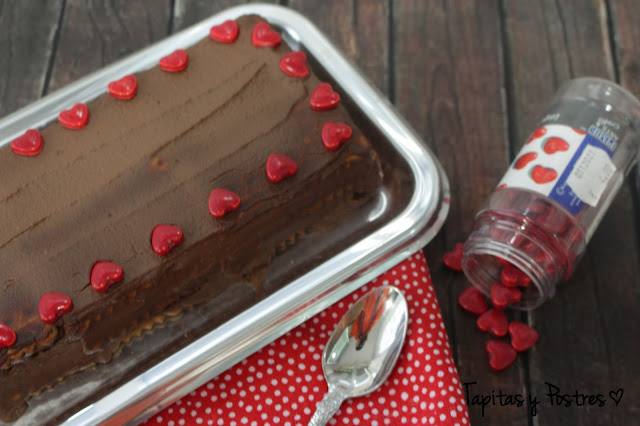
[0,15,382,422]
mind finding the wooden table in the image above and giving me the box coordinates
[2,1,638,425]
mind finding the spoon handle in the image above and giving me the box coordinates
[307,385,348,426]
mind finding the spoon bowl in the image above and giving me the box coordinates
[308,285,408,425]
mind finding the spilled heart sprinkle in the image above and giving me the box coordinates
[39,292,73,324]
[159,49,188,72]
[458,286,488,315]
[266,153,298,183]
[108,75,137,100]
[280,51,309,78]
[486,340,517,371]
[209,188,241,219]
[443,243,464,271]
[90,261,124,293]
[210,20,239,43]
[490,283,522,309]
[310,83,340,111]
[151,224,184,256]
[477,309,508,337]
[321,122,352,151]
[508,321,539,352]
[251,22,281,47]
[10,129,43,156]
[59,103,89,130]
[0,323,17,348]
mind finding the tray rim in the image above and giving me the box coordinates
[0,4,449,425]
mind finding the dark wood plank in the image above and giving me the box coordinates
[0,0,64,117]
[393,1,531,425]
[47,0,172,93]
[503,1,640,424]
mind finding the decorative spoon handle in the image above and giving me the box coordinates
[307,385,349,426]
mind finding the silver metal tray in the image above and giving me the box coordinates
[0,4,449,425]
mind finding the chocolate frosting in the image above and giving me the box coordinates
[0,15,381,422]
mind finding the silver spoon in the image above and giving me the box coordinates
[308,285,408,426]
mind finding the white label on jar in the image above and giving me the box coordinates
[565,144,616,206]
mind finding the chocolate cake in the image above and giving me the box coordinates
[0,15,382,422]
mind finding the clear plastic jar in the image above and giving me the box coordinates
[463,78,640,310]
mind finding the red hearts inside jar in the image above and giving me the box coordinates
[0,323,17,349]
[10,129,43,156]
[90,261,124,293]
[266,153,298,183]
[321,122,352,151]
[108,75,137,100]
[210,20,239,43]
[151,224,184,256]
[280,51,309,78]
[159,49,188,72]
[209,188,241,219]
[39,292,74,324]
[490,283,522,309]
[59,103,89,130]
[251,22,281,47]
[310,83,340,111]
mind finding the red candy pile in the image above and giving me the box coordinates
[443,244,539,371]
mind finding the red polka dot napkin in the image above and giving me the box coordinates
[142,252,470,426]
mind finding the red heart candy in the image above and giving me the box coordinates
[526,126,547,143]
[477,308,508,337]
[59,103,89,130]
[514,152,537,170]
[0,323,17,349]
[10,129,43,156]
[151,224,184,256]
[458,286,488,315]
[90,261,124,293]
[543,136,570,154]
[209,188,241,219]
[310,83,340,111]
[321,122,352,151]
[500,263,531,287]
[159,49,188,72]
[266,153,298,183]
[251,22,281,47]
[509,321,539,351]
[442,243,464,271]
[280,51,309,78]
[490,283,522,309]
[530,165,557,184]
[210,20,239,43]
[486,340,517,371]
[39,292,73,324]
[107,75,137,100]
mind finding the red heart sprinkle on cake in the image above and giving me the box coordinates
[90,261,124,293]
[266,153,298,183]
[543,136,570,154]
[107,75,137,100]
[58,103,89,130]
[251,22,281,47]
[321,122,352,151]
[210,20,239,43]
[310,83,340,110]
[0,323,17,349]
[442,243,464,271]
[509,321,539,351]
[159,49,188,72]
[477,308,509,337]
[490,283,522,309]
[10,129,43,156]
[39,292,73,324]
[526,126,547,143]
[280,51,309,77]
[151,224,184,256]
[458,286,488,315]
[209,188,241,219]
[530,165,558,184]
[500,263,531,287]
[486,340,517,371]
[514,152,537,170]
